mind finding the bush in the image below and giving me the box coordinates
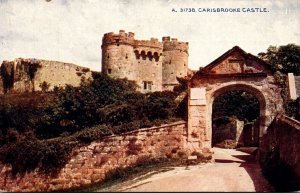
[74,125,111,143]
[0,72,184,174]
[0,136,74,175]
[286,97,300,121]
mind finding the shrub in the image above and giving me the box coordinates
[286,97,300,121]
[0,136,73,175]
[0,72,184,174]
[39,81,50,92]
[82,68,90,73]
[75,125,111,143]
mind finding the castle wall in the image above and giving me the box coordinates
[0,121,189,192]
[0,58,92,94]
[134,42,163,92]
[34,60,92,91]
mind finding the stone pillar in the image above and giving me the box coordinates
[288,73,297,100]
[188,87,210,151]
[236,119,244,146]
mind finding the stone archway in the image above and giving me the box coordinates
[208,83,266,148]
[186,46,284,153]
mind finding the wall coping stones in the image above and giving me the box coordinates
[276,114,300,131]
[108,120,186,137]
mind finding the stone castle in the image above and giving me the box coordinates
[0,30,189,94]
[101,30,189,92]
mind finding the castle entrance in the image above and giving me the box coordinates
[211,88,261,148]
[186,46,283,152]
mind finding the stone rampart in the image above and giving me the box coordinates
[0,58,92,94]
[0,121,188,192]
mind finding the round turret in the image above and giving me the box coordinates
[162,37,189,91]
[101,30,137,80]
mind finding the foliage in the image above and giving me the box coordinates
[0,62,15,92]
[173,77,188,93]
[212,91,260,146]
[0,72,183,174]
[258,44,300,116]
[0,131,74,175]
[258,44,300,75]
[212,90,260,123]
[39,81,50,92]
[285,97,300,121]
[73,124,112,143]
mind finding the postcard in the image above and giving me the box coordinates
[0,0,299,192]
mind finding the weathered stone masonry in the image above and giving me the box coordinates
[0,121,192,192]
[0,58,93,94]
[101,30,189,92]
[187,46,284,150]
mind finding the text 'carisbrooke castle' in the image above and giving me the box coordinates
[101,30,189,92]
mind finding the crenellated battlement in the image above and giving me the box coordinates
[101,30,189,92]
[134,38,163,49]
[162,36,189,54]
[102,30,135,46]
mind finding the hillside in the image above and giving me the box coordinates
[0,72,183,175]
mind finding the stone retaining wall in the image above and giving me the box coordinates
[260,114,300,179]
[0,121,188,192]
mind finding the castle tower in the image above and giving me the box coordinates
[162,37,189,91]
[101,30,136,80]
[101,30,163,93]
[101,31,188,93]
[133,38,163,92]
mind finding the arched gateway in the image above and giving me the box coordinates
[186,46,284,152]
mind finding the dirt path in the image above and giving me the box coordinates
[94,148,274,192]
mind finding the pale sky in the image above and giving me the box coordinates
[0,0,299,71]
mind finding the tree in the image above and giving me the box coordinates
[258,44,300,75]
[259,44,300,119]
[213,90,260,123]
[39,81,50,92]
